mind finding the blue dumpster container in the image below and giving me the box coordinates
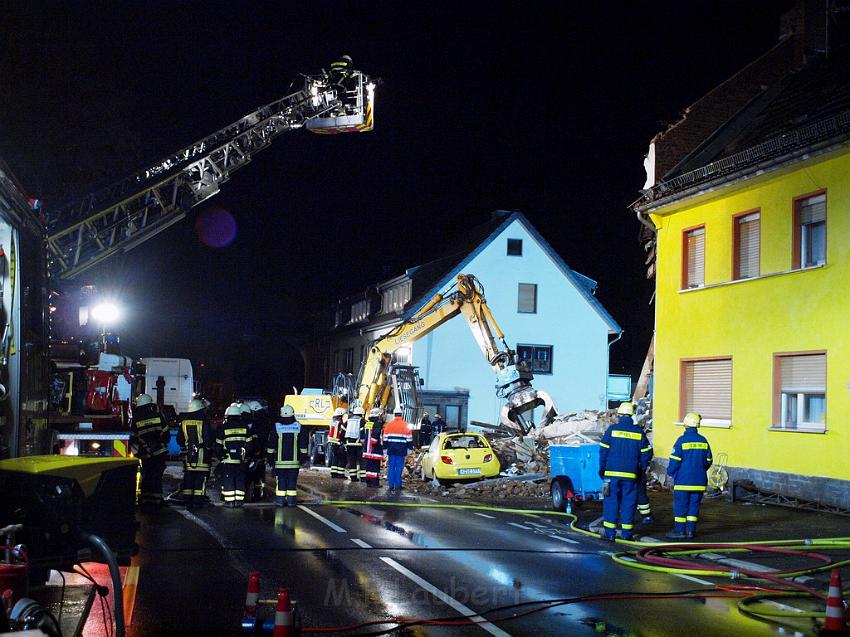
[550,443,604,511]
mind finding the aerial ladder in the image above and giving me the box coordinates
[44,66,378,280]
[357,274,555,434]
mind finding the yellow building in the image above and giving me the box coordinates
[634,7,850,507]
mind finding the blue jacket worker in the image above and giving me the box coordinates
[598,402,652,541]
[666,412,713,539]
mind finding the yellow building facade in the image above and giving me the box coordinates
[649,147,850,498]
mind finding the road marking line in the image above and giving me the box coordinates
[351,538,372,549]
[473,512,496,519]
[674,573,714,586]
[507,522,533,530]
[297,505,347,533]
[122,565,140,625]
[700,553,776,573]
[379,557,512,637]
[176,508,251,577]
[546,534,579,544]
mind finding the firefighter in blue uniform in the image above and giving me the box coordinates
[598,402,652,541]
[267,404,309,507]
[216,403,255,508]
[666,412,713,539]
[177,397,212,508]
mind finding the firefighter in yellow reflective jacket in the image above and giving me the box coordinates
[130,394,169,511]
[177,398,212,508]
[267,405,309,507]
[666,412,713,539]
[342,406,365,481]
[215,403,256,508]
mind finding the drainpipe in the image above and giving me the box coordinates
[635,209,656,233]
[606,331,623,407]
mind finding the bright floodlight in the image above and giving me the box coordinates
[91,302,121,325]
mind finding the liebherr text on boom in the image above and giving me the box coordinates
[45,65,377,280]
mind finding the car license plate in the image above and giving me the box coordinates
[458,468,480,475]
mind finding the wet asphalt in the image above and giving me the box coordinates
[125,470,834,637]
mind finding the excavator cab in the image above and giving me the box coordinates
[305,71,376,134]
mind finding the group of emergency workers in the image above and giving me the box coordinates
[130,390,417,511]
[599,401,713,541]
[327,405,414,490]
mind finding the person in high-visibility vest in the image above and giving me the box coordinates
[215,403,256,508]
[177,397,212,508]
[130,393,169,511]
[266,405,309,507]
[343,406,365,481]
[361,407,385,488]
[666,412,713,539]
[598,402,652,541]
[328,408,347,479]
[382,406,413,492]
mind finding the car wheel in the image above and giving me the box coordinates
[551,477,570,512]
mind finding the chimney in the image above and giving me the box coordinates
[780,0,828,66]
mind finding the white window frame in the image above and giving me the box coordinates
[773,352,826,433]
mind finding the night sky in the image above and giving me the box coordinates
[0,1,793,402]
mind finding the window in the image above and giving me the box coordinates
[507,238,523,256]
[681,358,732,426]
[381,280,412,313]
[343,348,354,373]
[733,211,760,280]
[774,352,826,431]
[444,405,461,429]
[518,283,537,313]
[682,226,705,288]
[332,349,341,373]
[794,193,826,269]
[350,299,369,323]
[517,344,553,374]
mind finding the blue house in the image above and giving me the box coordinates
[300,211,622,429]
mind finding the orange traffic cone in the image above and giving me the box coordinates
[820,569,848,635]
[272,588,293,637]
[244,571,260,617]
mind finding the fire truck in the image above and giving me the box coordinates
[0,60,378,459]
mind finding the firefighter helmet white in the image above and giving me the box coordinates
[352,406,365,416]
[247,400,264,412]
[369,407,384,418]
[280,405,295,417]
[225,404,242,417]
[134,394,153,407]
[239,402,252,415]
[187,398,206,412]
[333,407,347,417]
[393,405,403,416]
[683,412,702,428]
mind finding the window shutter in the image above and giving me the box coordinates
[799,195,826,224]
[686,228,705,287]
[518,283,537,312]
[685,359,731,420]
[781,354,825,391]
[737,214,760,278]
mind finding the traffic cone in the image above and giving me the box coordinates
[272,588,293,637]
[244,571,260,617]
[820,569,848,635]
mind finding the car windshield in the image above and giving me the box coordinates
[442,435,487,450]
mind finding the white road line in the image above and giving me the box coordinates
[297,505,347,533]
[507,522,533,530]
[674,573,714,586]
[351,538,372,549]
[473,512,496,519]
[175,508,251,577]
[379,557,512,637]
[546,534,579,544]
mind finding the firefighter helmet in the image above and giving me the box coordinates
[333,407,347,417]
[187,398,206,412]
[369,407,383,418]
[617,401,635,416]
[280,405,295,417]
[134,394,153,407]
[393,405,404,416]
[239,402,252,415]
[225,404,242,417]
[247,400,264,412]
[352,406,365,416]
[683,412,702,428]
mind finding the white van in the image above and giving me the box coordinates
[139,358,194,418]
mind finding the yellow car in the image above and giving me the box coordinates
[420,432,501,483]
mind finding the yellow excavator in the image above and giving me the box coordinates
[286,274,555,437]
